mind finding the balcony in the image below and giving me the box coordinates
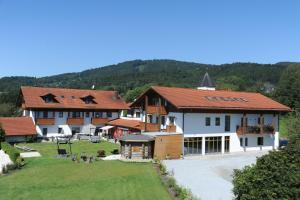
[139,122,160,132]
[236,125,275,135]
[67,118,84,125]
[36,118,55,125]
[91,118,109,125]
[147,105,167,115]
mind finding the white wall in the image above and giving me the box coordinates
[32,110,119,137]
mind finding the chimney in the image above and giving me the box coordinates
[197,72,216,90]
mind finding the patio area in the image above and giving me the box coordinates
[163,150,269,200]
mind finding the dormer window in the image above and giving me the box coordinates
[81,95,96,104]
[41,93,58,103]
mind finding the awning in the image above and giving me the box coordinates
[100,125,114,131]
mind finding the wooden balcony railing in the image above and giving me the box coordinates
[36,118,55,125]
[139,122,160,132]
[91,118,109,125]
[236,125,275,135]
[67,118,84,125]
[146,105,167,115]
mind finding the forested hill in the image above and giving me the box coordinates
[0,59,293,116]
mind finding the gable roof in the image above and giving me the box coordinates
[131,86,291,112]
[0,117,37,136]
[20,86,129,110]
[107,118,141,130]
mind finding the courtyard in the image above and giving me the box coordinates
[163,150,269,200]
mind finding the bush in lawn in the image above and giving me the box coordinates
[111,149,119,154]
[97,150,106,157]
[1,142,20,163]
[232,112,300,200]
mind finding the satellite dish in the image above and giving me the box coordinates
[91,85,95,90]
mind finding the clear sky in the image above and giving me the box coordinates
[0,0,299,77]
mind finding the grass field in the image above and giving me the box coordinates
[0,141,172,200]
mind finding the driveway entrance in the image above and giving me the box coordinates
[163,151,268,200]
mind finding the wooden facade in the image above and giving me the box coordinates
[91,118,109,125]
[153,134,183,160]
[66,118,84,125]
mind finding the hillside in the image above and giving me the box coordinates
[0,59,288,116]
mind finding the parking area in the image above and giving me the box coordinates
[163,151,269,200]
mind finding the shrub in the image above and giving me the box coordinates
[111,149,119,154]
[97,150,106,157]
[1,142,20,162]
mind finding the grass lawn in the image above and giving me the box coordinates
[0,141,172,200]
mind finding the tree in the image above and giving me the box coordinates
[0,123,5,150]
[232,112,300,200]
[275,64,300,111]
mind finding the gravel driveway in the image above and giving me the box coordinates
[163,151,268,200]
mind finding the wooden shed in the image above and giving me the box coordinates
[119,134,154,159]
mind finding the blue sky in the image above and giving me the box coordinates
[0,0,299,77]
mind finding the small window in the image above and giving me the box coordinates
[257,137,264,146]
[86,112,90,118]
[135,112,141,118]
[42,128,48,136]
[107,112,112,118]
[205,117,211,126]
[240,138,243,146]
[215,117,220,126]
[169,116,175,125]
[58,128,63,134]
[245,138,248,147]
[258,117,261,125]
[59,112,63,118]
[95,112,103,118]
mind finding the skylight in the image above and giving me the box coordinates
[205,96,248,102]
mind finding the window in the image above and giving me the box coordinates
[161,116,166,126]
[135,112,141,118]
[258,117,261,125]
[71,112,81,118]
[58,128,63,134]
[205,117,211,126]
[257,137,264,146]
[184,137,202,155]
[147,115,153,123]
[85,112,90,118]
[42,128,48,136]
[107,112,112,118]
[240,138,243,146]
[245,137,248,146]
[225,115,231,132]
[205,137,222,154]
[215,117,220,126]
[59,112,63,118]
[169,116,175,125]
[95,112,103,118]
[43,111,48,118]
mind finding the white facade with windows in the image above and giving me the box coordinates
[23,110,119,138]
[140,111,279,155]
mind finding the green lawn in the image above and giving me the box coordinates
[0,141,172,200]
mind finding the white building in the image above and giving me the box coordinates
[18,86,129,138]
[130,74,291,156]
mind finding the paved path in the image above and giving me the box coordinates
[163,151,268,200]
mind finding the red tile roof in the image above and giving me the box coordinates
[0,117,37,136]
[20,86,129,110]
[132,86,291,112]
[107,118,141,130]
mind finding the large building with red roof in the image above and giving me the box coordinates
[130,73,291,156]
[18,86,129,138]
